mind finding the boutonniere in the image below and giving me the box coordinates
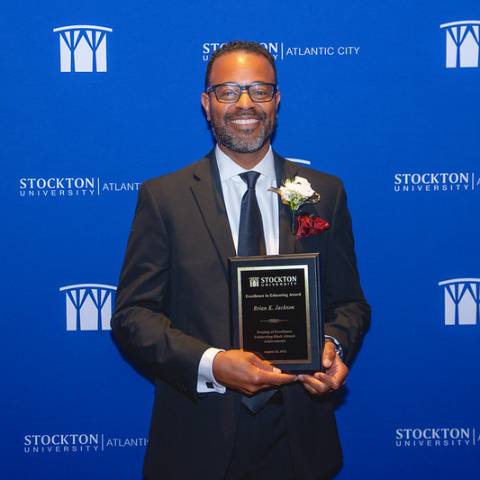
[269,176,330,240]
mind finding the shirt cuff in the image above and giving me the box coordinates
[324,335,344,360]
[197,347,226,394]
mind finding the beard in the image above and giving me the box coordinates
[210,108,275,154]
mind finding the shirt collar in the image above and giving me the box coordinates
[215,144,276,182]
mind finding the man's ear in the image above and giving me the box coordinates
[201,92,211,121]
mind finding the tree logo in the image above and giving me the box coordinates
[53,25,113,72]
[59,284,116,331]
[438,278,480,325]
[440,21,480,68]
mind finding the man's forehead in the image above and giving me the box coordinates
[209,51,275,84]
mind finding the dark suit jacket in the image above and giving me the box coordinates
[111,151,370,480]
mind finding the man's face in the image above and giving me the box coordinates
[201,51,280,154]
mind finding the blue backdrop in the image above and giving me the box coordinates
[2,1,479,478]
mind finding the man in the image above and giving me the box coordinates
[111,41,370,480]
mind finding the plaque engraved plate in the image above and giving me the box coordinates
[229,254,323,372]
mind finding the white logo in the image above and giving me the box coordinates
[440,21,480,68]
[438,278,480,325]
[23,432,148,454]
[203,42,282,61]
[24,433,101,453]
[395,427,479,447]
[202,42,360,62]
[53,25,113,72]
[393,172,478,193]
[59,284,116,331]
[249,277,260,287]
[18,177,141,198]
[258,275,297,287]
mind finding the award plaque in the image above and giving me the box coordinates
[229,253,323,372]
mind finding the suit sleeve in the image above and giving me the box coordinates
[322,180,371,366]
[111,183,210,399]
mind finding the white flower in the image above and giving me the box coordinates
[277,185,293,201]
[284,177,315,198]
[269,176,320,212]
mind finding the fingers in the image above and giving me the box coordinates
[251,362,297,387]
[302,382,318,395]
[298,374,331,395]
[239,368,296,395]
[313,372,342,390]
[212,349,296,395]
[262,370,297,386]
[261,359,281,373]
[322,341,336,369]
[298,354,349,396]
[248,353,275,371]
[247,353,296,384]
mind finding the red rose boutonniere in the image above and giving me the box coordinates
[269,176,330,240]
[295,215,330,240]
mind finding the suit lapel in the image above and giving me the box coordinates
[274,152,298,254]
[190,151,236,275]
[190,150,300,267]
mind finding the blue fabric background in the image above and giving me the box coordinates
[2,1,479,478]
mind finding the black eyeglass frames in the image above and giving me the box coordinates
[206,82,277,103]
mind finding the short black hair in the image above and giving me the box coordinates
[205,40,277,89]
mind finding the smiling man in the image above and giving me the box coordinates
[202,52,277,159]
[112,41,370,480]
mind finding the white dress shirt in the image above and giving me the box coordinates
[196,145,279,393]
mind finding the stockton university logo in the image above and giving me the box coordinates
[53,25,113,72]
[438,278,480,325]
[440,21,480,68]
[249,277,260,288]
[59,284,116,331]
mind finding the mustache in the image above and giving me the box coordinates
[224,108,266,121]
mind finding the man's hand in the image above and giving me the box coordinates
[298,341,349,396]
[213,349,297,395]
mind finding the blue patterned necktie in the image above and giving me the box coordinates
[238,171,275,413]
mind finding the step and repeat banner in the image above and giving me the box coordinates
[2,1,479,478]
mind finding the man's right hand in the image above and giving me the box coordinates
[212,349,297,395]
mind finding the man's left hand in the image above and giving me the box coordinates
[298,341,349,396]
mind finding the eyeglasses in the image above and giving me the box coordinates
[206,82,277,103]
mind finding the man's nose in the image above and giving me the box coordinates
[237,89,254,108]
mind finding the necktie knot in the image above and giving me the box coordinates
[240,171,261,190]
